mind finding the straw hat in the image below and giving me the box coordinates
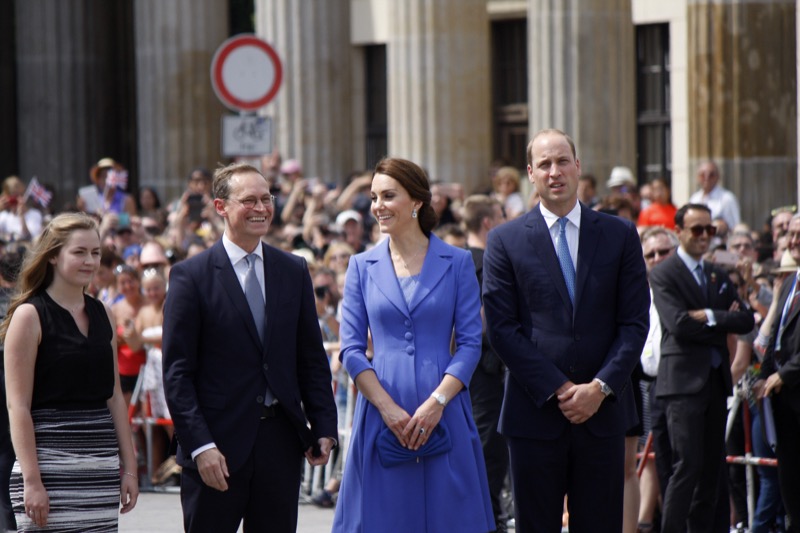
[90,157,119,181]
[773,249,798,274]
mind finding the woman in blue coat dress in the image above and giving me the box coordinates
[332,158,494,532]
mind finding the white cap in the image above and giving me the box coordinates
[335,210,363,226]
[607,166,636,189]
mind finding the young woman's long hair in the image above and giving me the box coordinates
[0,213,99,341]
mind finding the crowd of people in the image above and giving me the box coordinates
[0,133,797,532]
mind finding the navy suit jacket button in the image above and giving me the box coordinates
[263,363,269,371]
[256,395,264,404]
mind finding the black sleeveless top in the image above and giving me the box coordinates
[29,291,115,409]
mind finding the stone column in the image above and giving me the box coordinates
[255,0,353,184]
[386,0,492,192]
[688,0,796,227]
[15,0,136,210]
[134,0,228,201]
[528,0,636,187]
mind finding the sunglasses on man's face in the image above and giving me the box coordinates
[644,247,674,260]
[686,224,717,237]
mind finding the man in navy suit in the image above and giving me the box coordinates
[163,163,337,533]
[649,203,753,533]
[760,214,800,529]
[483,129,650,533]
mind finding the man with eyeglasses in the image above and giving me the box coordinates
[650,203,754,533]
[630,227,678,533]
[163,162,337,532]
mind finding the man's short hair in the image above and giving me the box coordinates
[640,226,679,247]
[212,163,264,200]
[462,195,501,234]
[674,203,711,229]
[579,174,597,188]
[526,129,577,166]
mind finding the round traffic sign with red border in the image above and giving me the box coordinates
[211,35,283,112]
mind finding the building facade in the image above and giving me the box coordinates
[1,0,797,228]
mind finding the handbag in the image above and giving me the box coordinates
[375,422,452,467]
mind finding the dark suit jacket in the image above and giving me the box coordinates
[649,253,754,398]
[483,204,650,439]
[762,274,800,411]
[162,240,337,473]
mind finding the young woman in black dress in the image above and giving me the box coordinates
[1,212,138,531]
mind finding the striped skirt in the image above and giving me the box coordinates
[10,407,121,532]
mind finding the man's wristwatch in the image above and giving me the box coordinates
[431,392,448,407]
[593,378,612,397]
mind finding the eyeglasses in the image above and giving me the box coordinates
[644,247,674,260]
[729,242,753,250]
[230,195,275,209]
[686,224,717,237]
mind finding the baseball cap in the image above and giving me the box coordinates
[336,210,363,226]
[607,166,637,189]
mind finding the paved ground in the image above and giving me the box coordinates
[119,491,335,533]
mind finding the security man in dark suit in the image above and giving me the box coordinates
[650,203,753,533]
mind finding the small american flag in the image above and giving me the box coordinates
[24,177,53,208]
[107,169,129,190]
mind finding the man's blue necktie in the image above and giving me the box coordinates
[245,254,276,405]
[556,217,576,303]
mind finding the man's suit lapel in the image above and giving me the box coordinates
[575,206,600,307]
[366,239,411,319]
[212,242,263,348]
[527,207,572,312]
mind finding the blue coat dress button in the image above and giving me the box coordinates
[406,346,415,355]
[404,320,412,327]
[405,332,413,341]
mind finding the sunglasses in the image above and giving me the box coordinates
[686,224,717,237]
[644,247,674,259]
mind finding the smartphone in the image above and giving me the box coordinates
[188,194,204,222]
[712,250,740,266]
[118,212,130,227]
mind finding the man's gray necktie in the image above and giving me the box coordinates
[245,253,276,405]
[694,264,706,290]
[556,217,576,303]
[245,254,265,341]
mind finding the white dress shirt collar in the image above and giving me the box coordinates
[540,201,581,231]
[222,233,264,265]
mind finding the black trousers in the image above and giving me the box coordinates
[470,362,509,530]
[180,407,304,533]
[660,367,728,533]
[773,392,800,531]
